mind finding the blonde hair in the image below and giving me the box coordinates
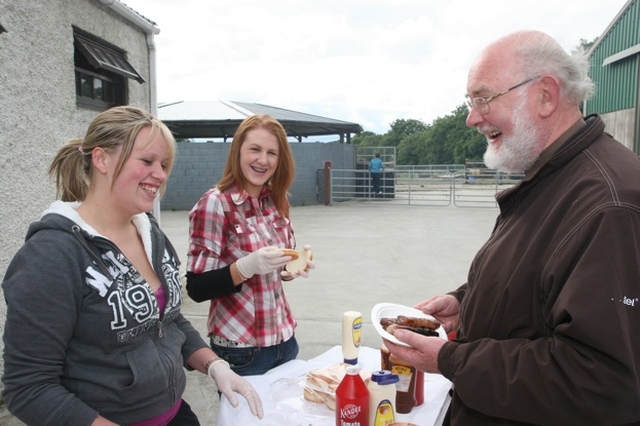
[49,106,176,201]
[217,114,295,217]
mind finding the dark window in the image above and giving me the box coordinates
[73,27,144,110]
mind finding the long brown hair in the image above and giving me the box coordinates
[217,114,295,217]
[48,106,176,202]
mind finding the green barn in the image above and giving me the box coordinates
[585,0,640,154]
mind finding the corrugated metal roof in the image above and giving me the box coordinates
[231,101,358,125]
[157,100,363,141]
[158,101,250,121]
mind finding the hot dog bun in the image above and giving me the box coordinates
[303,363,370,411]
[285,247,313,273]
[281,248,300,260]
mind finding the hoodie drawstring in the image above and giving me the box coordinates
[72,225,114,280]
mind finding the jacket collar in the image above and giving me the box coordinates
[524,118,586,180]
[497,114,605,204]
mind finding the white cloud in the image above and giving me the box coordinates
[122,0,627,134]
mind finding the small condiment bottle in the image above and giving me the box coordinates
[367,370,399,426]
[387,352,418,414]
[342,311,363,365]
[336,365,369,426]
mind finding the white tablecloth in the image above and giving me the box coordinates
[216,345,452,426]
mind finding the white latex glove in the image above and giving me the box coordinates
[280,245,315,280]
[209,359,264,419]
[236,246,290,279]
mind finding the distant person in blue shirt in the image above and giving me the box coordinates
[368,152,385,194]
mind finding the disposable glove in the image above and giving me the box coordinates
[208,359,264,419]
[236,246,290,279]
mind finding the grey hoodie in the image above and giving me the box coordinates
[2,201,208,425]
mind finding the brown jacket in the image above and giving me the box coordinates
[439,115,640,425]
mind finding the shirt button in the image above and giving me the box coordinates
[274,292,280,299]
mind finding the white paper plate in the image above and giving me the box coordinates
[371,302,447,347]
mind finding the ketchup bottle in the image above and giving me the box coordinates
[336,366,369,426]
[387,353,417,414]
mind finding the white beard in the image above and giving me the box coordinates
[483,95,542,173]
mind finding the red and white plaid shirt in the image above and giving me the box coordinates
[187,185,297,347]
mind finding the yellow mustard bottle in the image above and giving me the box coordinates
[367,370,399,426]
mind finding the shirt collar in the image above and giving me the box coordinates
[229,184,270,205]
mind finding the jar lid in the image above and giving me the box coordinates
[371,369,399,385]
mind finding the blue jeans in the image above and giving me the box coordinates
[371,173,382,193]
[210,335,299,376]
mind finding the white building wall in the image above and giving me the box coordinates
[0,0,153,413]
[599,108,636,151]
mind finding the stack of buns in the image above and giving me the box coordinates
[303,363,371,410]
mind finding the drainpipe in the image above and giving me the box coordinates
[99,0,163,220]
[99,0,160,112]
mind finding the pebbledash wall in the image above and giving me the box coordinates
[0,0,155,410]
[161,142,356,211]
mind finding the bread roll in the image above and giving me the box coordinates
[281,248,300,260]
[303,363,369,411]
[285,247,313,273]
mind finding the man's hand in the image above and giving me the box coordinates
[383,330,448,374]
[414,294,460,334]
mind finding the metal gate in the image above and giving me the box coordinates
[321,165,523,208]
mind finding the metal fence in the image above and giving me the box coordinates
[323,165,523,208]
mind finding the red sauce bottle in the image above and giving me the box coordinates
[382,344,423,411]
[336,366,370,426]
[387,353,417,414]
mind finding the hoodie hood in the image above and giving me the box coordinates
[29,200,154,267]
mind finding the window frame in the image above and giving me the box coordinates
[73,27,144,110]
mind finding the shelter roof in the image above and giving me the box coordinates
[157,100,363,142]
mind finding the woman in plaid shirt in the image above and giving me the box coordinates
[186,114,315,375]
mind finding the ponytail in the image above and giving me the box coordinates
[48,138,90,202]
[47,106,176,202]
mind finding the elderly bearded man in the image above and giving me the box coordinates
[384,30,640,425]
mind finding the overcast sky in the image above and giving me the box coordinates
[121,0,628,136]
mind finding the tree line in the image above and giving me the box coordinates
[352,104,486,165]
[351,38,598,165]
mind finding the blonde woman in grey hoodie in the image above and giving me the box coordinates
[2,106,263,425]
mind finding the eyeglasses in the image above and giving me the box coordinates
[465,77,538,115]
